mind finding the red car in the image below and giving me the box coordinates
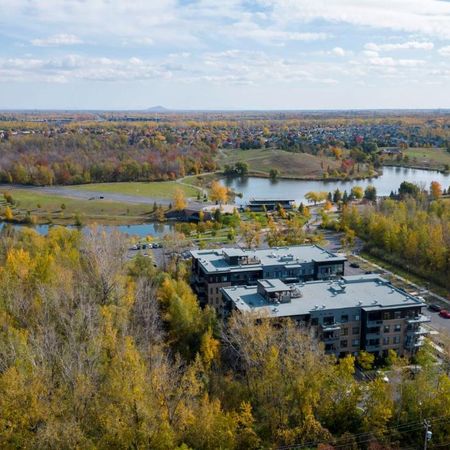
[439,310,450,319]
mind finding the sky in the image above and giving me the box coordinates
[1,0,450,110]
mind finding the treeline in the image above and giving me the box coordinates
[340,195,450,288]
[0,129,217,185]
[1,112,450,186]
[1,226,450,449]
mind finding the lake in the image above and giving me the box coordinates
[0,222,174,238]
[223,166,450,205]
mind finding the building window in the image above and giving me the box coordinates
[352,327,359,335]
[383,337,390,345]
[395,311,401,319]
[341,328,348,336]
[352,339,360,347]
[311,318,319,326]
[340,340,348,348]
[323,316,335,325]
[384,325,390,333]
[341,314,349,323]
[394,324,401,332]
[393,336,400,344]
[354,315,360,321]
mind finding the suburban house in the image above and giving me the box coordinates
[220,275,430,357]
[190,245,346,307]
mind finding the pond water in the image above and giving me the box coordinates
[0,222,174,238]
[223,166,450,205]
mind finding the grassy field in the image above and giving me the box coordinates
[1,189,154,225]
[217,148,345,179]
[405,147,450,167]
[383,147,450,170]
[67,181,198,198]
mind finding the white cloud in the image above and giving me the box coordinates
[267,0,450,39]
[368,56,425,67]
[364,41,434,52]
[438,45,450,56]
[331,47,346,56]
[31,34,82,47]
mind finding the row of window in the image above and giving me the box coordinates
[321,314,360,326]
[368,309,420,321]
[341,327,360,336]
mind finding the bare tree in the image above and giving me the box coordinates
[80,226,129,305]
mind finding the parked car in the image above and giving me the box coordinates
[428,304,442,313]
[350,262,360,268]
[439,310,450,319]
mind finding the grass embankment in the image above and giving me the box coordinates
[67,181,198,199]
[352,251,449,300]
[217,148,372,179]
[383,147,450,171]
[0,189,155,225]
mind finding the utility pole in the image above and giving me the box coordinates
[423,420,431,450]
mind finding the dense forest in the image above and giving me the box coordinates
[339,190,450,289]
[0,111,449,185]
[1,226,449,449]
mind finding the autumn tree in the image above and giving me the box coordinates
[3,206,13,221]
[210,180,228,204]
[173,188,187,210]
[430,180,442,200]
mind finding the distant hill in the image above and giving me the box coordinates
[145,105,171,112]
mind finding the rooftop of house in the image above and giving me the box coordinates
[221,275,425,318]
[190,245,347,274]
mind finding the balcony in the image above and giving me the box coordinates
[365,344,381,352]
[406,326,430,336]
[366,332,381,340]
[407,315,431,324]
[321,323,341,332]
[405,336,426,349]
[323,335,339,342]
[367,319,383,327]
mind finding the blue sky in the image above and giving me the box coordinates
[1,0,450,110]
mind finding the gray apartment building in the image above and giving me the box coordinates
[220,275,430,358]
[190,245,346,307]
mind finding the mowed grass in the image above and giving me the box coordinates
[1,189,152,225]
[67,181,198,198]
[404,147,450,167]
[218,148,341,178]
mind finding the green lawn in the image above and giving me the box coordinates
[67,181,198,199]
[1,189,153,225]
[383,147,450,170]
[404,147,450,166]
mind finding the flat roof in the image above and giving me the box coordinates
[222,275,425,318]
[190,245,346,274]
[258,279,290,292]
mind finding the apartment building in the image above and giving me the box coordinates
[190,245,346,307]
[220,275,430,357]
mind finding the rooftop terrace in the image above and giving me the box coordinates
[222,275,425,318]
[191,245,346,274]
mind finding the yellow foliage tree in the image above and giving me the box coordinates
[4,205,13,221]
[210,181,228,204]
[173,188,187,211]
